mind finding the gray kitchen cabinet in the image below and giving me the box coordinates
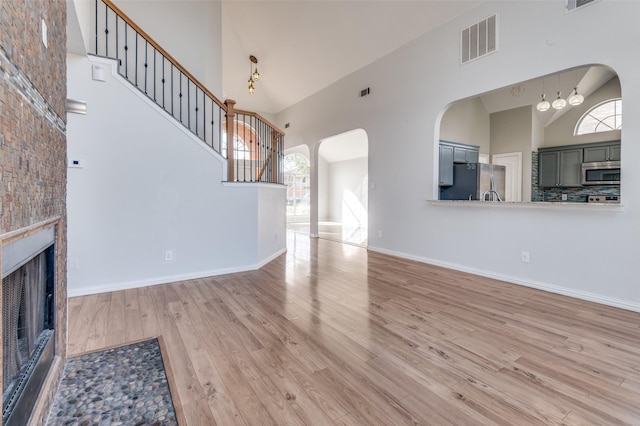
[439,144,454,186]
[583,142,621,162]
[439,141,480,187]
[453,146,479,164]
[538,152,559,188]
[538,149,583,187]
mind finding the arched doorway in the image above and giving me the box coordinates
[284,152,311,226]
[317,129,368,246]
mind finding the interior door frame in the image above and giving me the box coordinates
[492,152,523,202]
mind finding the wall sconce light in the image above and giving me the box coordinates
[248,55,259,94]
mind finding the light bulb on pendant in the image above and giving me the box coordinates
[537,94,550,112]
[552,91,566,110]
[248,79,255,95]
[252,68,260,82]
[567,87,584,106]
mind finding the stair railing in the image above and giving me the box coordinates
[93,0,284,183]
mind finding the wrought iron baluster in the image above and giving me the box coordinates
[236,119,240,181]
[135,34,138,86]
[195,88,198,136]
[95,0,98,54]
[211,99,216,150]
[161,57,165,109]
[170,65,174,115]
[153,49,156,101]
[104,3,109,55]
[115,14,119,66]
[144,41,148,94]
[124,22,128,78]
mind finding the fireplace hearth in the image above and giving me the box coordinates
[2,227,56,426]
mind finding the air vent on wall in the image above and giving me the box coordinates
[460,14,497,65]
[566,0,598,13]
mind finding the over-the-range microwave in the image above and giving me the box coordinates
[581,161,621,185]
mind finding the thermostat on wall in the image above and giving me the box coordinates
[68,159,84,168]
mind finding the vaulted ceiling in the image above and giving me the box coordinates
[222,1,481,115]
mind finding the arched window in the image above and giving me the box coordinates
[575,98,622,136]
[221,121,259,160]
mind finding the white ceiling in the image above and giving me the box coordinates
[222,0,482,114]
[479,65,617,126]
[319,129,368,163]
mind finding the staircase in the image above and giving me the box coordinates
[92,0,284,183]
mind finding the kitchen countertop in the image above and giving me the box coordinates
[428,200,624,212]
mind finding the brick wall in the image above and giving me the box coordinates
[0,0,68,422]
[0,0,67,118]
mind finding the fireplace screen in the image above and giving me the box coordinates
[2,246,54,422]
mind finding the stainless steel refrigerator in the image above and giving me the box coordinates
[439,163,506,201]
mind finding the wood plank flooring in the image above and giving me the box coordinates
[67,232,640,425]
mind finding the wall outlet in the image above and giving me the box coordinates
[164,250,174,262]
[521,251,530,263]
[561,194,568,201]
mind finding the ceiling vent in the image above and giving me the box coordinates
[460,14,497,65]
[566,0,598,13]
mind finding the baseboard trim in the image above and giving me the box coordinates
[367,245,640,314]
[68,248,287,298]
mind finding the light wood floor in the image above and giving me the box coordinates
[67,232,640,425]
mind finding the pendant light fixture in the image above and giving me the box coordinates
[568,87,584,106]
[248,55,259,94]
[552,91,567,110]
[537,94,550,112]
[567,69,584,106]
[536,78,550,112]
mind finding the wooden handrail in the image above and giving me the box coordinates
[99,0,285,183]
[101,0,227,110]
[233,109,286,136]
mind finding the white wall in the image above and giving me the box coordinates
[276,1,640,312]
[66,54,285,296]
[317,155,330,221]
[490,106,533,201]
[440,97,491,154]
[71,0,222,95]
[327,157,368,222]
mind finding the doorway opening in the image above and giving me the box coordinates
[317,129,368,247]
[284,150,311,235]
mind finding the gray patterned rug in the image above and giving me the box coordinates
[46,338,178,426]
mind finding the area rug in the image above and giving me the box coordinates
[46,338,178,426]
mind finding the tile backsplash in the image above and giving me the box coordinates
[530,152,620,202]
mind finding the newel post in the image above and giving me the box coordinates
[224,99,236,181]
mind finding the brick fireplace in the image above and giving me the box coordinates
[1,0,68,424]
